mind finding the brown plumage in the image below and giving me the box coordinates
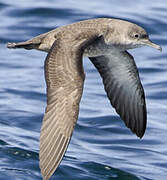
[7,18,161,180]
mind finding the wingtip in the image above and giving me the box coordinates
[135,128,146,139]
[42,174,50,180]
[40,164,52,180]
[127,120,146,139]
[137,132,145,139]
[125,118,146,139]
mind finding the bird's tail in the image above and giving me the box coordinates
[7,32,48,51]
[7,40,40,50]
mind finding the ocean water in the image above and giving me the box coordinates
[0,0,167,179]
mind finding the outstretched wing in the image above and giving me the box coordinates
[89,51,147,138]
[40,34,99,179]
[40,43,85,179]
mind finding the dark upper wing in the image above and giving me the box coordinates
[89,51,147,138]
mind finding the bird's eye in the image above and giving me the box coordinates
[134,34,139,38]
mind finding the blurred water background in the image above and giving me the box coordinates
[0,0,167,179]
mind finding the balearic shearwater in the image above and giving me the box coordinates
[7,18,162,180]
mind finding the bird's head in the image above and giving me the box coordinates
[104,20,162,52]
[126,23,162,51]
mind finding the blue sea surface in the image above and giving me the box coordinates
[0,0,167,179]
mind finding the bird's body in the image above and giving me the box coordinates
[7,18,161,180]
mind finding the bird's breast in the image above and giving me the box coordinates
[83,39,116,57]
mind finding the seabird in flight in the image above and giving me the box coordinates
[7,18,162,180]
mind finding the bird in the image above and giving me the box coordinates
[7,18,162,180]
